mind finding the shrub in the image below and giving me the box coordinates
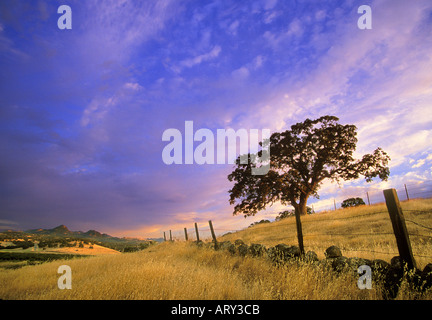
[341,197,366,208]
[248,220,270,228]
[275,206,313,221]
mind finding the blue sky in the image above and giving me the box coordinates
[1,0,432,238]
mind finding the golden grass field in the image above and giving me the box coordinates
[0,199,431,300]
[0,242,120,256]
[220,198,432,270]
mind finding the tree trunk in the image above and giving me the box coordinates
[293,203,306,256]
[298,201,308,215]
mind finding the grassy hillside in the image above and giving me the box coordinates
[1,240,431,300]
[220,198,432,270]
[1,198,431,300]
[0,242,120,256]
[0,241,380,300]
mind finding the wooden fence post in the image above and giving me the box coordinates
[383,188,416,270]
[209,220,218,248]
[194,223,200,243]
[404,184,410,201]
[163,231,166,242]
[366,192,370,205]
[169,230,172,242]
[184,228,188,241]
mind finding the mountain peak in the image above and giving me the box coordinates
[53,224,69,230]
[51,224,71,234]
[25,224,114,239]
[84,229,102,237]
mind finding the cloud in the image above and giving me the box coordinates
[412,159,426,169]
[79,0,178,59]
[1,0,431,238]
[264,0,278,10]
[231,66,249,79]
[228,20,240,35]
[179,45,222,69]
[123,82,143,91]
[80,81,144,127]
[0,23,29,60]
[253,55,265,69]
[223,0,432,214]
[81,96,116,128]
[0,219,19,231]
[315,10,326,21]
[252,1,432,126]
[286,18,303,37]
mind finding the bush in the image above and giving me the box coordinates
[275,210,294,221]
[341,197,366,208]
[275,206,313,221]
[249,220,270,228]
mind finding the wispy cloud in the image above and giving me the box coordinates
[222,0,432,211]
[78,0,178,61]
[179,45,222,69]
[0,22,29,61]
[1,0,431,237]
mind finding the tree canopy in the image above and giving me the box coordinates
[341,197,366,208]
[227,115,391,254]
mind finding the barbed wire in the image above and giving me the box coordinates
[162,182,432,261]
[165,209,431,240]
[308,181,432,212]
[405,219,432,231]
[305,245,432,259]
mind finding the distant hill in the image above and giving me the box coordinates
[19,225,162,243]
[25,224,113,239]
[1,224,158,252]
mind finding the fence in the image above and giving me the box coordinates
[308,181,432,213]
[162,182,432,240]
[161,183,432,265]
[163,221,238,242]
[160,188,432,300]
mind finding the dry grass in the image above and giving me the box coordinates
[219,198,432,270]
[0,241,384,300]
[0,242,120,256]
[44,243,121,255]
[1,198,431,300]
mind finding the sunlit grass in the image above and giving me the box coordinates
[0,241,384,300]
[1,198,431,300]
[219,198,432,269]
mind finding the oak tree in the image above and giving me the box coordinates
[341,197,366,208]
[228,115,390,254]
